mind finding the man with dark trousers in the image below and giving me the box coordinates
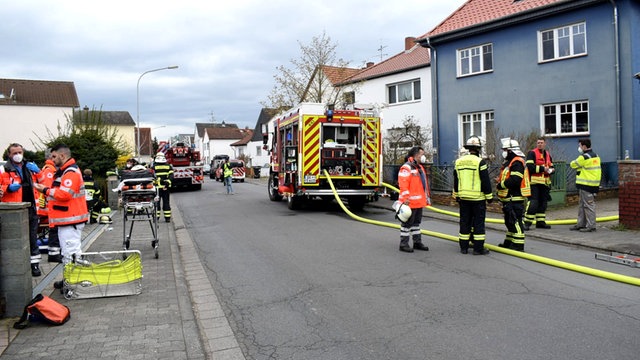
[524,137,554,230]
[151,152,174,222]
[397,146,431,253]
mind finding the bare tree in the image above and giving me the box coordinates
[384,115,432,165]
[262,31,352,109]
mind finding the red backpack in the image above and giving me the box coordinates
[13,293,71,329]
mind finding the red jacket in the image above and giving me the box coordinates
[45,159,89,227]
[398,158,431,209]
[0,161,38,205]
[37,160,57,217]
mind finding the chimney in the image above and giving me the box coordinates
[366,62,374,68]
[405,37,416,51]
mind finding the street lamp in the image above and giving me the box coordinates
[136,65,179,160]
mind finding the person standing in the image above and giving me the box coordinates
[37,149,62,263]
[151,152,174,222]
[453,136,493,255]
[223,160,234,195]
[569,138,601,232]
[496,138,531,252]
[524,137,554,230]
[0,143,42,276]
[397,146,431,253]
[33,144,89,271]
[82,169,106,224]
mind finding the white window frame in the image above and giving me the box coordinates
[458,111,494,148]
[541,100,590,136]
[457,43,493,77]
[538,22,587,62]
[387,79,421,104]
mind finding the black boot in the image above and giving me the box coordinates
[31,263,41,277]
[399,243,414,253]
[498,240,513,249]
[536,222,551,229]
[511,243,525,252]
[48,254,63,263]
[459,240,469,254]
[413,242,429,251]
[523,222,531,231]
[473,240,490,255]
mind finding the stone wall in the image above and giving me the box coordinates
[618,160,640,229]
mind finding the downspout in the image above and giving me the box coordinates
[609,0,622,159]
[424,37,440,165]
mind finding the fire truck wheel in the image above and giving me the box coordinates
[268,176,283,202]
[287,195,302,210]
[348,196,366,211]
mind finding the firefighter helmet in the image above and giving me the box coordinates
[464,136,482,149]
[98,214,113,224]
[101,207,112,214]
[155,152,167,163]
[131,165,146,171]
[500,137,525,157]
[393,201,412,223]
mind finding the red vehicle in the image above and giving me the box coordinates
[158,141,204,190]
[214,159,245,182]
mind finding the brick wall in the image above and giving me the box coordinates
[618,160,640,229]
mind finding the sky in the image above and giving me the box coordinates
[2,0,466,142]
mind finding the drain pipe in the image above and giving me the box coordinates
[609,0,622,159]
[424,38,440,165]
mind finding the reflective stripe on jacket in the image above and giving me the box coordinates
[153,163,174,187]
[570,150,601,193]
[46,159,89,227]
[37,160,57,216]
[497,156,531,201]
[453,154,492,201]
[398,158,430,209]
[526,148,553,185]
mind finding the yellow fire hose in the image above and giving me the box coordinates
[381,182,619,224]
[323,171,639,287]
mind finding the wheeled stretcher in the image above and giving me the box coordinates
[118,172,160,258]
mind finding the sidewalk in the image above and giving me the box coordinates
[0,207,245,360]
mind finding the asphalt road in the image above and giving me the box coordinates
[173,179,640,360]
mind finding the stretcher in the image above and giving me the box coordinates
[118,172,160,258]
[61,250,143,299]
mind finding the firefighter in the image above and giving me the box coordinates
[82,169,107,224]
[152,152,173,222]
[496,138,531,252]
[524,137,554,230]
[453,136,493,255]
[37,149,62,263]
[33,143,89,269]
[569,138,601,232]
[223,160,234,195]
[397,146,431,253]
[1,143,43,276]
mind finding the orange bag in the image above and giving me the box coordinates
[13,293,71,329]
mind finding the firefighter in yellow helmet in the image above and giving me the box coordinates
[453,136,493,255]
[151,152,173,222]
[495,138,530,252]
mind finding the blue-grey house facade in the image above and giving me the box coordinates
[418,0,640,166]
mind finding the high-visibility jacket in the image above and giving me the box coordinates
[45,159,89,227]
[497,156,531,201]
[223,163,233,178]
[37,160,57,217]
[526,148,553,185]
[398,157,431,209]
[0,161,38,205]
[152,163,174,188]
[453,154,493,201]
[570,149,601,193]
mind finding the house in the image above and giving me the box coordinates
[194,121,238,164]
[338,37,432,163]
[74,108,137,159]
[230,129,254,159]
[416,0,640,166]
[301,65,361,104]
[203,127,251,162]
[0,78,79,151]
[247,107,283,175]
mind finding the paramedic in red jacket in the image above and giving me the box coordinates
[397,146,431,253]
[34,144,89,266]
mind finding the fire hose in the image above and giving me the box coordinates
[323,170,639,287]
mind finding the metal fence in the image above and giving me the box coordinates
[384,161,618,194]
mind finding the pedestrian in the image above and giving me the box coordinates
[496,138,531,252]
[397,146,431,253]
[151,152,174,222]
[453,136,493,255]
[569,138,601,232]
[223,160,234,195]
[33,143,89,279]
[0,143,43,276]
[524,137,554,230]
[36,148,62,263]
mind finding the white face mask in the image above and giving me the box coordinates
[502,151,508,159]
[577,146,584,154]
[12,153,23,163]
[419,155,427,164]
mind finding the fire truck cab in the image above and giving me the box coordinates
[264,103,382,210]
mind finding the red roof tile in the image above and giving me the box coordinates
[0,78,79,107]
[231,130,254,146]
[320,65,362,85]
[421,0,568,39]
[340,43,430,84]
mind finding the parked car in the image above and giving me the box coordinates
[203,164,211,175]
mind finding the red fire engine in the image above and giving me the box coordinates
[158,141,204,190]
[263,103,382,210]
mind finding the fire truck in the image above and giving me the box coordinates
[263,103,382,210]
[158,141,204,190]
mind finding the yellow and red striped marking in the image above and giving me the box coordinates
[362,117,380,186]
[301,115,320,185]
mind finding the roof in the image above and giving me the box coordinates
[420,0,570,40]
[196,122,239,138]
[251,107,283,142]
[78,110,135,126]
[0,78,79,107]
[340,42,430,84]
[320,65,362,85]
[231,129,254,146]
[206,127,249,141]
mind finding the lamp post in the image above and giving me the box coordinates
[136,65,179,160]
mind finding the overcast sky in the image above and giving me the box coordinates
[2,0,466,142]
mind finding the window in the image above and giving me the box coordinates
[457,44,493,77]
[256,145,262,157]
[343,91,355,105]
[542,101,589,135]
[459,111,494,146]
[387,79,421,104]
[539,22,586,62]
